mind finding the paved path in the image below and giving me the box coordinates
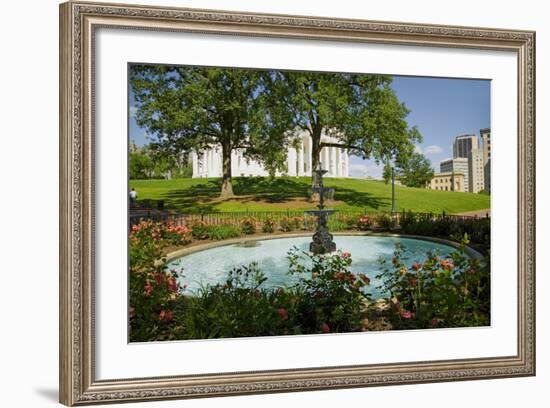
[455,209,491,218]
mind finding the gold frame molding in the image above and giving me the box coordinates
[59,1,536,405]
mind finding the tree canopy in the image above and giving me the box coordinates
[273,71,422,185]
[130,65,422,196]
[130,65,294,196]
[394,152,435,188]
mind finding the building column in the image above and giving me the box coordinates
[335,148,341,177]
[302,140,304,176]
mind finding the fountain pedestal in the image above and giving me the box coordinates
[306,167,337,255]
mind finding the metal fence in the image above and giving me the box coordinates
[129,207,484,231]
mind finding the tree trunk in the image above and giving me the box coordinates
[220,143,234,198]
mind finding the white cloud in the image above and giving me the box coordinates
[129,105,138,118]
[424,145,443,155]
[348,162,384,179]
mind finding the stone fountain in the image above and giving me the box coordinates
[306,166,337,254]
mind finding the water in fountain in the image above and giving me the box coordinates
[305,166,337,254]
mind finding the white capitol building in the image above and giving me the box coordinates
[192,132,350,178]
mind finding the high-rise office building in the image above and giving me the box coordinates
[451,134,484,193]
[453,135,479,159]
[440,157,470,192]
[480,128,491,193]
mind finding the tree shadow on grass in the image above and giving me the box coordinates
[161,177,388,212]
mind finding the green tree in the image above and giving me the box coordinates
[129,149,153,179]
[382,162,393,184]
[131,66,294,197]
[395,152,434,188]
[274,71,422,186]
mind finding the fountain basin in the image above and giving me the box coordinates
[166,234,477,299]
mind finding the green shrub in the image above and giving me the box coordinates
[189,220,210,240]
[376,235,490,329]
[279,216,294,232]
[335,214,357,230]
[262,217,276,233]
[129,220,186,342]
[357,215,373,231]
[174,264,289,339]
[206,224,241,240]
[287,248,370,334]
[374,212,395,230]
[240,216,257,235]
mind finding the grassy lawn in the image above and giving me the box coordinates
[129,176,490,214]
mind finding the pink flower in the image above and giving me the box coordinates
[342,252,351,260]
[401,310,414,319]
[167,277,178,293]
[131,225,139,232]
[129,307,135,319]
[321,323,330,333]
[159,309,173,323]
[144,282,153,296]
[277,308,289,320]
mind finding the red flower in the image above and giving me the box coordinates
[153,273,165,286]
[144,282,153,296]
[392,257,399,266]
[159,309,173,323]
[409,277,418,287]
[411,262,422,271]
[321,323,330,333]
[430,318,440,327]
[167,277,178,293]
[277,308,289,320]
[401,310,414,319]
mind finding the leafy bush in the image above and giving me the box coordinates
[335,214,357,230]
[376,235,490,329]
[189,220,210,240]
[174,264,289,339]
[206,224,241,240]
[287,248,370,334]
[398,213,490,253]
[129,220,187,341]
[262,217,276,233]
[240,216,257,235]
[374,212,395,230]
[357,215,373,231]
[279,216,295,232]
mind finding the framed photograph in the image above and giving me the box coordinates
[59,1,535,405]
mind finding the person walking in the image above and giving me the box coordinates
[129,188,138,208]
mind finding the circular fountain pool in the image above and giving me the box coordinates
[166,235,462,298]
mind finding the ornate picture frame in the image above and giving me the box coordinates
[59,1,535,405]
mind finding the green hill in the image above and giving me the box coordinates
[129,176,490,214]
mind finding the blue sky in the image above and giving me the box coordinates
[129,75,491,178]
[348,76,491,178]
